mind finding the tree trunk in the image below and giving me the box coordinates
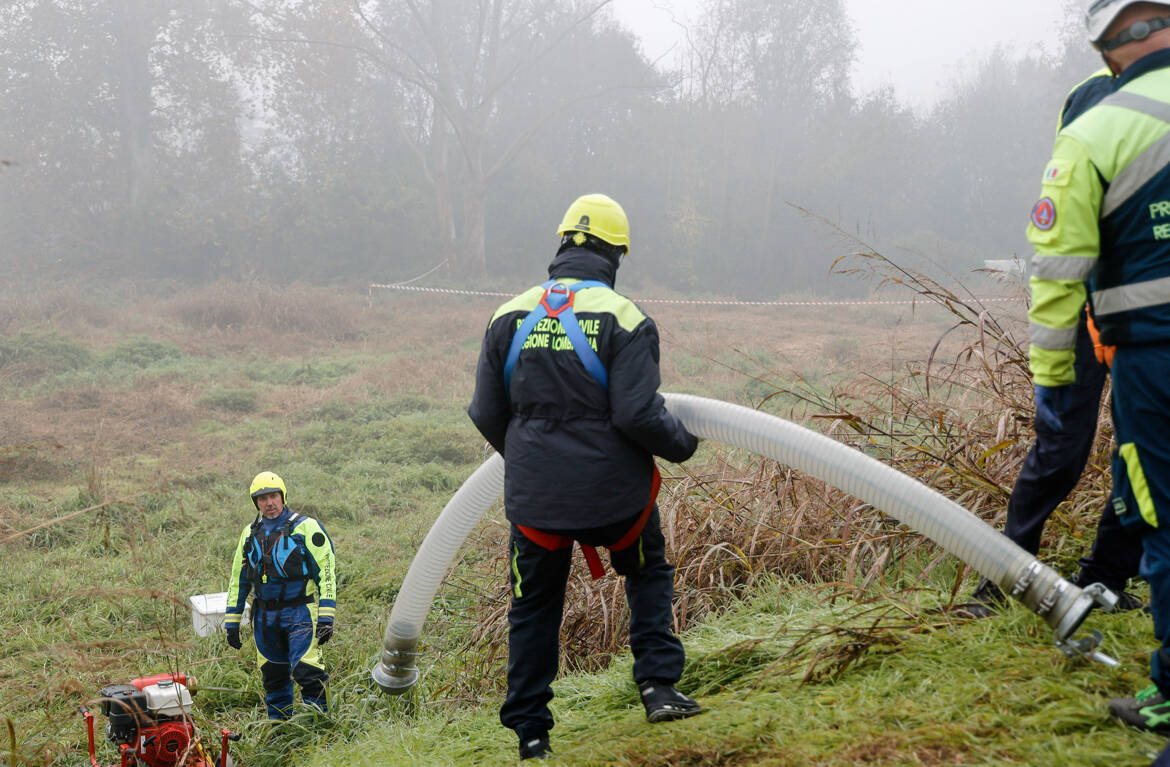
[114,0,155,211]
[111,0,157,275]
[459,179,487,277]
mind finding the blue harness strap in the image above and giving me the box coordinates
[503,279,610,395]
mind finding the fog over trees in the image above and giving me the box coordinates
[1,0,1097,297]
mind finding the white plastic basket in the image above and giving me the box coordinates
[189,592,248,637]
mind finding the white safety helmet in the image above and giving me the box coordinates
[1087,0,1170,44]
[1087,0,1133,42]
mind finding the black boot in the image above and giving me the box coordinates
[960,577,1006,618]
[639,680,702,723]
[518,733,551,760]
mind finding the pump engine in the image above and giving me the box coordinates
[80,673,237,767]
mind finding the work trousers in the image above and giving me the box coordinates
[1111,345,1170,696]
[253,603,328,718]
[500,507,685,739]
[1005,319,1142,590]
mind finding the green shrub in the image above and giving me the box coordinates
[197,387,259,413]
[103,335,183,368]
[246,360,356,387]
[304,396,440,431]
[309,399,356,421]
[381,394,437,417]
[0,329,93,375]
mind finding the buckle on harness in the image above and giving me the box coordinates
[502,278,610,395]
[539,282,574,317]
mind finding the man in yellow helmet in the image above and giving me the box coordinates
[468,194,701,760]
[1026,0,1170,735]
[225,471,336,719]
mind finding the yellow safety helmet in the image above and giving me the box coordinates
[249,471,286,508]
[557,194,630,251]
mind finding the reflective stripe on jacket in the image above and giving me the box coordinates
[468,247,697,529]
[1028,51,1170,385]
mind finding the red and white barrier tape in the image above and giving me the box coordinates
[368,282,1023,308]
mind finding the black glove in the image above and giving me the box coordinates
[225,625,242,650]
[315,621,334,645]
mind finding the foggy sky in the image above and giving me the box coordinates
[611,0,1071,110]
[0,0,1097,292]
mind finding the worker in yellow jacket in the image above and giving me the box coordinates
[1027,0,1170,736]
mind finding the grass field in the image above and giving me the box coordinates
[0,278,1160,766]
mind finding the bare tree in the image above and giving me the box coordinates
[352,0,641,276]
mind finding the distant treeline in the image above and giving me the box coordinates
[0,0,1096,297]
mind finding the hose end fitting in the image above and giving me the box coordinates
[1052,582,1121,665]
[1049,580,1119,643]
[1006,561,1115,642]
[1025,575,1120,666]
[1079,582,1120,613]
[1003,563,1119,664]
[371,662,419,694]
[1057,629,1121,667]
[371,638,420,695]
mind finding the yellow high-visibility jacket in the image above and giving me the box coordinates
[1028,51,1170,385]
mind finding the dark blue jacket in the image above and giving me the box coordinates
[468,247,697,528]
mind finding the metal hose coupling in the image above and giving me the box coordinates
[371,626,420,694]
[1004,561,1120,666]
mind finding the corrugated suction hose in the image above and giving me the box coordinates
[373,395,1117,694]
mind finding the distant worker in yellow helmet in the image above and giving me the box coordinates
[225,471,336,719]
[468,194,701,760]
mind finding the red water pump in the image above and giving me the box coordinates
[79,672,239,767]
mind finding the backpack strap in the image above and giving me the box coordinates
[502,280,610,396]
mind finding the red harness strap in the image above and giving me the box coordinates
[517,465,662,580]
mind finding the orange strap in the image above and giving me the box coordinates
[580,545,606,579]
[609,466,661,552]
[517,465,662,580]
[1085,303,1115,368]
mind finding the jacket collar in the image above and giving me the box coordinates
[1118,47,1170,88]
[547,247,619,288]
[257,506,292,533]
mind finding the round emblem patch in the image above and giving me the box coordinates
[1031,197,1056,231]
[312,532,326,547]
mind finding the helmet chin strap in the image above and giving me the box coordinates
[1099,14,1170,52]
